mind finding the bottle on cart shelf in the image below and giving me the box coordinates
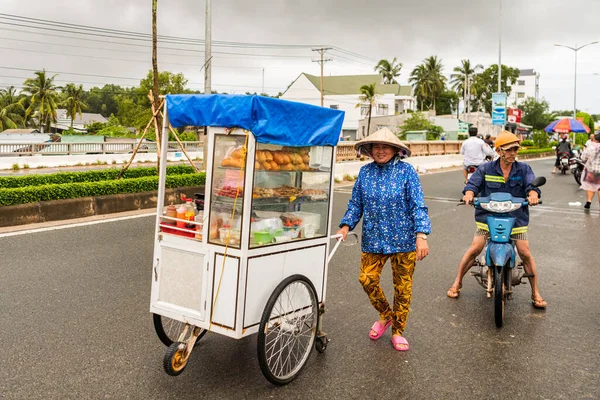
[176,204,187,228]
[184,197,197,235]
[165,204,177,221]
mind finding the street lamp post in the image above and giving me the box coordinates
[555,41,599,120]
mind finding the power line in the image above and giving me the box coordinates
[0,13,377,64]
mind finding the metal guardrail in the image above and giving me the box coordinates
[335,141,462,161]
[0,141,203,157]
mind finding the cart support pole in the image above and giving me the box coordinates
[155,101,170,231]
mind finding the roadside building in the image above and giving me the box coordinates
[509,69,540,107]
[281,73,416,140]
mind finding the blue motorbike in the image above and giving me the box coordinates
[470,177,546,327]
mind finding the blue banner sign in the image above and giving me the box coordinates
[491,92,507,126]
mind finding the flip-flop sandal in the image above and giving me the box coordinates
[531,297,547,309]
[447,285,462,299]
[369,320,392,340]
[391,335,409,351]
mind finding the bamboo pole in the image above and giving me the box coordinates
[161,112,200,173]
[116,97,164,179]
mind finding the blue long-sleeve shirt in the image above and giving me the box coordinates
[463,159,541,229]
[339,157,431,254]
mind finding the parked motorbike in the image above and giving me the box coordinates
[569,149,584,185]
[469,176,546,328]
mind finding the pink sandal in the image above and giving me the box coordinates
[369,320,392,340]
[391,335,409,351]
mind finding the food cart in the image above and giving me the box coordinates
[149,94,347,385]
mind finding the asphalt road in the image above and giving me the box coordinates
[1,158,598,400]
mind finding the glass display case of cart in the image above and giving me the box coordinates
[249,144,333,248]
[208,134,247,249]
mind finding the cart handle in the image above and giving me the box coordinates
[327,232,359,264]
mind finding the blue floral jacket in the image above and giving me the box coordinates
[339,157,431,254]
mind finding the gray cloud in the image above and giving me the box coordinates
[1,0,600,112]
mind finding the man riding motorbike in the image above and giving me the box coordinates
[460,126,497,184]
[552,134,573,174]
[447,130,547,309]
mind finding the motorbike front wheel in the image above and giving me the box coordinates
[494,266,505,328]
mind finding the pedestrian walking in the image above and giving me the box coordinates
[336,127,431,351]
[581,132,600,209]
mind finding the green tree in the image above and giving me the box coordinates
[435,89,459,116]
[576,111,595,132]
[21,70,60,133]
[409,56,447,114]
[450,59,483,113]
[61,83,88,128]
[399,111,444,140]
[374,57,402,84]
[138,70,189,107]
[0,86,25,130]
[473,64,520,114]
[409,64,428,111]
[520,98,555,130]
[356,83,379,137]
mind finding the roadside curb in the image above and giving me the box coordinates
[0,186,203,228]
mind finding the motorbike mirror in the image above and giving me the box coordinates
[531,177,546,187]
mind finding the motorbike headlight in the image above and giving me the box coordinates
[480,201,522,213]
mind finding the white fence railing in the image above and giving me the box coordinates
[0,141,203,157]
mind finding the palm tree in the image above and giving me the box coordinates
[356,83,379,137]
[409,64,428,111]
[61,83,88,128]
[21,70,60,133]
[450,59,483,114]
[374,58,402,84]
[422,56,447,115]
[0,87,25,131]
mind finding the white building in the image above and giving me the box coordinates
[281,73,415,140]
[509,69,540,107]
[51,109,108,133]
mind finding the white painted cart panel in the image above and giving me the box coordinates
[157,246,206,315]
[243,245,326,329]
[211,254,240,329]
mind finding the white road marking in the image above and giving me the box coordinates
[0,212,156,238]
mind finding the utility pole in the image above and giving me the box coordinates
[262,68,265,94]
[312,47,332,106]
[202,0,212,171]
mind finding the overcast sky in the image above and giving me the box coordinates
[2,0,600,113]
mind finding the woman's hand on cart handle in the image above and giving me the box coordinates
[336,225,350,241]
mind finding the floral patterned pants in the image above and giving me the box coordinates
[359,251,416,336]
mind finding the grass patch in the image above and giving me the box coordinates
[12,163,20,171]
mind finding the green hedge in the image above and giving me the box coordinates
[519,148,553,155]
[0,173,205,206]
[0,165,196,189]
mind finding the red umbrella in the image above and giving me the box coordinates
[544,118,590,133]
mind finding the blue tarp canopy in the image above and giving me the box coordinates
[166,94,345,147]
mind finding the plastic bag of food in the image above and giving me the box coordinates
[251,217,283,234]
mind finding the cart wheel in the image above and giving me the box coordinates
[153,313,206,347]
[163,342,189,376]
[257,274,318,386]
[315,334,329,353]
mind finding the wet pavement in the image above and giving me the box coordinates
[1,158,598,399]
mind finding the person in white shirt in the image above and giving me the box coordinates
[460,126,496,183]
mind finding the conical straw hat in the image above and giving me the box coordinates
[354,127,411,158]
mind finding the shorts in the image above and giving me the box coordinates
[463,163,480,170]
[475,223,528,241]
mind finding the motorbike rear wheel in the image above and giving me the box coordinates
[494,265,504,328]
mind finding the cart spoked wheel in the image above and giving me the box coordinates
[163,342,189,376]
[257,274,318,385]
[153,313,206,347]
